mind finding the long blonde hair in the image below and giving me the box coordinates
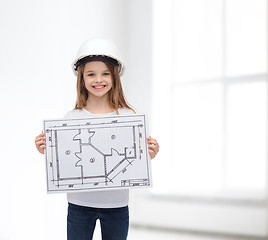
[75,62,135,114]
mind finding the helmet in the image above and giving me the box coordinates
[72,38,125,76]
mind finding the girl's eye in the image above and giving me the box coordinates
[103,72,110,76]
[88,73,95,77]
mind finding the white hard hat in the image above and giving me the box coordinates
[72,38,125,76]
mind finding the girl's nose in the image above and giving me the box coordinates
[95,75,102,83]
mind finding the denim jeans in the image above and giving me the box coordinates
[67,203,129,240]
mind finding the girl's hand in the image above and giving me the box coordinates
[35,131,46,154]
[146,136,159,159]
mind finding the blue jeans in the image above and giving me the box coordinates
[67,203,129,240]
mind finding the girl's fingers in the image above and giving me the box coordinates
[35,137,46,143]
[147,140,159,151]
[37,132,45,137]
[148,146,159,156]
[36,140,46,146]
[35,139,46,146]
[146,137,159,146]
[148,149,156,159]
[35,135,46,149]
[146,137,159,160]
[149,150,154,155]
[148,144,158,151]
[35,132,46,143]
[148,142,159,150]
[35,132,46,154]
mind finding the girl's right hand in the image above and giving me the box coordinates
[35,131,46,154]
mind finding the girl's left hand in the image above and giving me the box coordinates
[146,136,159,159]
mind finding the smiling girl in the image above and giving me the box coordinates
[35,38,159,240]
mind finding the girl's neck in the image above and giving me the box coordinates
[84,96,114,114]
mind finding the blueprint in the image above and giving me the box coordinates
[43,114,152,193]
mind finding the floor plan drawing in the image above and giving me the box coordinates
[43,114,152,193]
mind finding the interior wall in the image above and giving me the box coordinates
[124,0,153,119]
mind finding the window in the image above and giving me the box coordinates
[152,0,267,198]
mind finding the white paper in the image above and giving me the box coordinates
[43,114,152,193]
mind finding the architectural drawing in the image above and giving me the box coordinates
[43,114,152,193]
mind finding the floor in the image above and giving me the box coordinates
[92,222,267,240]
[128,227,266,240]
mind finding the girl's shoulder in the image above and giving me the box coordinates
[118,108,135,115]
[63,108,85,119]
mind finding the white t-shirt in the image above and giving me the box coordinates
[64,107,134,208]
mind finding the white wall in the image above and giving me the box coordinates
[123,0,153,117]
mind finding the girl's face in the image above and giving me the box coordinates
[83,61,113,100]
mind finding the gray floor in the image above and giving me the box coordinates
[128,226,266,240]
[92,222,267,240]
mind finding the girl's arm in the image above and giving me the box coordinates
[146,136,159,159]
[35,131,46,154]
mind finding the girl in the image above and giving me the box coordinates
[35,38,159,240]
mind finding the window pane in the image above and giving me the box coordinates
[226,0,267,76]
[173,0,223,82]
[171,83,223,194]
[152,0,267,198]
[225,81,267,190]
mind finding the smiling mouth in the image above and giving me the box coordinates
[93,85,106,89]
